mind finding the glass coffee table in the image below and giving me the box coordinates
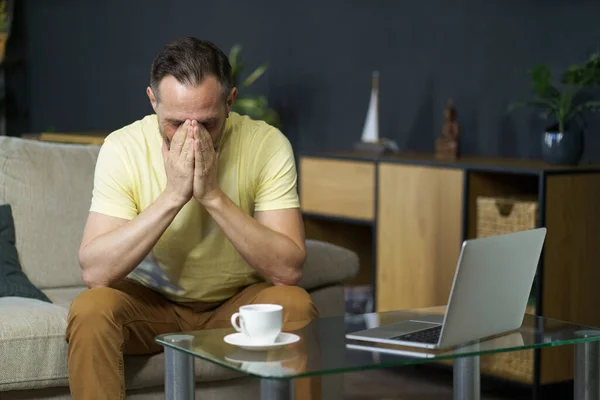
[155,307,600,400]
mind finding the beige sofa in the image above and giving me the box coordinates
[0,136,359,399]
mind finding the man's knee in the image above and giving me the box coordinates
[257,285,318,323]
[66,287,125,341]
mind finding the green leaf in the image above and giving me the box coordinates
[261,108,281,128]
[507,97,559,113]
[510,52,600,132]
[236,96,267,108]
[561,64,580,85]
[233,96,266,115]
[542,84,561,102]
[567,100,600,120]
[227,47,280,127]
[560,52,600,86]
[577,52,600,86]
[241,63,268,88]
[232,95,281,127]
[531,64,552,96]
[229,44,242,73]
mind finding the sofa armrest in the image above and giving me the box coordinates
[298,239,359,291]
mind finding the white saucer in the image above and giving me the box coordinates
[224,332,300,351]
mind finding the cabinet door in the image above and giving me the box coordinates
[300,157,375,221]
[377,163,464,312]
[540,173,600,385]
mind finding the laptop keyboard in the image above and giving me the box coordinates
[389,325,442,344]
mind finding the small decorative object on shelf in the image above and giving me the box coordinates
[354,71,398,154]
[435,99,460,160]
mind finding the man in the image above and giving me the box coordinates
[66,37,317,399]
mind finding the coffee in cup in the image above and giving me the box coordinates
[230,304,283,345]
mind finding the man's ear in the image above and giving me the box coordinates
[147,86,158,112]
[226,87,238,114]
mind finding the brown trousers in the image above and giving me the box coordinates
[65,279,319,400]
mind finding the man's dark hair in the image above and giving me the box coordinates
[150,37,233,102]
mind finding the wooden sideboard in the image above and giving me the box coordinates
[22,132,107,145]
[299,150,600,393]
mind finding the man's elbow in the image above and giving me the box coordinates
[80,265,108,289]
[82,271,110,289]
[273,252,306,286]
[79,249,110,289]
[273,269,303,286]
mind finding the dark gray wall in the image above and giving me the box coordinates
[7,0,600,162]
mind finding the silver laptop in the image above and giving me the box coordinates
[346,228,546,350]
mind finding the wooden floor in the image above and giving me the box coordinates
[343,365,532,400]
[341,312,534,400]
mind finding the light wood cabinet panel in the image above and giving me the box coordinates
[376,163,464,312]
[300,157,375,221]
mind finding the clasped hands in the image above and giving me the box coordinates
[162,119,220,206]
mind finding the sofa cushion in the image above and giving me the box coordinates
[42,287,87,310]
[298,240,360,290]
[0,297,69,391]
[0,204,51,302]
[0,294,245,392]
[124,351,243,391]
[0,137,101,289]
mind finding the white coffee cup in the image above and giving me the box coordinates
[230,304,283,345]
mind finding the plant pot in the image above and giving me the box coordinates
[542,128,583,166]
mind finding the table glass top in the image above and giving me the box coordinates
[155,307,600,380]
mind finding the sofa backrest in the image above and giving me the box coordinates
[0,137,100,289]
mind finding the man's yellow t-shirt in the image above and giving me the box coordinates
[89,112,300,303]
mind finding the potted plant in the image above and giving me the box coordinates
[508,52,600,165]
[228,44,281,128]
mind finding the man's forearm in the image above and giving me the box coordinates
[79,192,185,288]
[201,191,305,286]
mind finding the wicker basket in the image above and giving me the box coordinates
[476,196,539,383]
[476,196,538,238]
